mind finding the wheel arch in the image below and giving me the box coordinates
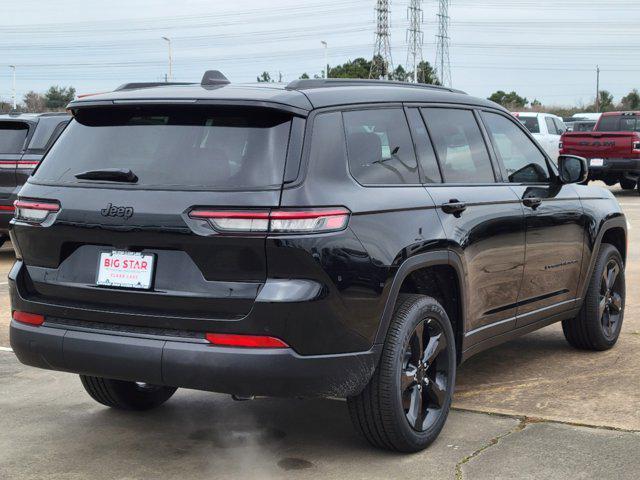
[374,251,467,364]
[579,215,627,301]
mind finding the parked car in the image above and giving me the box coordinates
[10,73,627,453]
[560,111,640,191]
[513,112,566,161]
[572,112,602,122]
[0,112,70,245]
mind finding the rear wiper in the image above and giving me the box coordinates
[75,168,138,183]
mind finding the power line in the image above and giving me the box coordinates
[370,0,393,79]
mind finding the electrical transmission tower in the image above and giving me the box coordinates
[406,0,424,83]
[370,0,393,79]
[435,0,452,87]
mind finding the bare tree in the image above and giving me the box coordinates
[23,91,47,113]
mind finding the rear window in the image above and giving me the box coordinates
[597,115,640,132]
[28,117,68,151]
[0,122,29,154]
[34,106,293,190]
[517,116,540,134]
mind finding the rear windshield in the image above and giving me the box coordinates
[517,116,540,134]
[0,122,29,154]
[33,106,293,189]
[596,115,640,132]
[574,122,595,132]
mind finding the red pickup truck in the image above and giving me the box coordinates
[560,111,640,192]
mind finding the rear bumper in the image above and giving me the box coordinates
[587,158,640,176]
[10,320,379,398]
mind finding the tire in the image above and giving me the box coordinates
[80,375,177,410]
[562,244,625,351]
[347,294,456,452]
[620,178,636,190]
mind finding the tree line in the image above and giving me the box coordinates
[0,86,76,114]
[488,89,640,116]
[257,56,441,85]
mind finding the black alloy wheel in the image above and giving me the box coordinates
[401,317,450,432]
[563,243,625,350]
[348,294,456,452]
[599,259,623,340]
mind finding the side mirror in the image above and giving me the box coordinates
[558,155,588,184]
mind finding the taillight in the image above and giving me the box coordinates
[205,333,289,349]
[189,207,350,234]
[189,210,270,232]
[14,199,60,223]
[17,161,39,170]
[13,311,45,326]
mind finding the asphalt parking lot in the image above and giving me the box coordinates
[1,184,639,480]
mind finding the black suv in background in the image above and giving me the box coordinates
[0,113,70,244]
[9,74,627,452]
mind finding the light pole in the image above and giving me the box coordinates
[161,37,172,82]
[321,41,328,79]
[9,65,16,110]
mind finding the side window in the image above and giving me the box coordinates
[343,108,419,185]
[554,118,566,135]
[421,108,495,183]
[545,117,558,135]
[482,112,550,184]
[620,117,640,132]
[405,108,442,183]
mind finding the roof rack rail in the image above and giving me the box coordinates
[115,82,194,92]
[37,112,70,117]
[285,78,466,94]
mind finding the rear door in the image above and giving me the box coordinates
[12,105,299,328]
[0,120,30,202]
[480,110,584,327]
[420,107,526,341]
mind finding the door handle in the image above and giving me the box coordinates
[441,199,467,217]
[523,197,543,210]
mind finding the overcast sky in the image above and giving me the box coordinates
[2,0,639,107]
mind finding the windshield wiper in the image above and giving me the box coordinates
[75,168,138,183]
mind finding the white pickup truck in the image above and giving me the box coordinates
[512,112,566,162]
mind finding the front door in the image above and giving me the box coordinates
[479,110,584,328]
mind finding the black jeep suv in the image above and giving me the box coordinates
[0,112,70,245]
[9,73,627,452]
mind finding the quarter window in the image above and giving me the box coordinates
[482,112,550,183]
[343,109,420,185]
[421,108,495,183]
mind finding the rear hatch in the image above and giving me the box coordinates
[11,105,302,327]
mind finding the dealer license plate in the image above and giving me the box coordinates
[96,251,155,290]
[590,158,604,167]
